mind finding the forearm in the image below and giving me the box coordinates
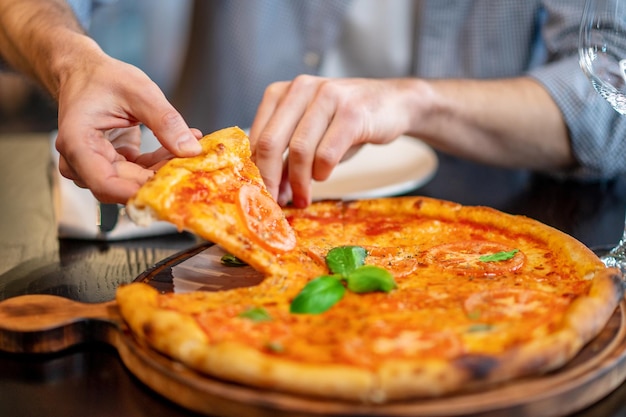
[405,77,574,171]
[0,0,101,99]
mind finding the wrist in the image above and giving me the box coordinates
[0,0,102,100]
[49,31,105,99]
[398,78,443,138]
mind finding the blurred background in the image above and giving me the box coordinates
[0,0,192,134]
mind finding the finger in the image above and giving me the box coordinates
[286,79,347,207]
[58,153,79,181]
[112,159,155,185]
[133,128,200,168]
[106,126,143,161]
[249,81,289,149]
[277,162,292,206]
[252,76,321,199]
[56,129,143,203]
[249,81,292,200]
[134,146,174,168]
[148,159,170,172]
[120,72,201,157]
[312,118,360,182]
[111,123,188,168]
[190,128,204,139]
[58,155,89,189]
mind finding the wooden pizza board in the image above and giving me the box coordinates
[1,246,626,417]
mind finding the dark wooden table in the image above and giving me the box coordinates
[1,132,626,417]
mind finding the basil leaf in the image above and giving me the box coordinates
[325,245,367,275]
[221,253,248,267]
[290,275,346,314]
[467,323,493,333]
[265,341,284,353]
[346,265,396,293]
[467,310,481,321]
[479,249,519,263]
[238,307,272,322]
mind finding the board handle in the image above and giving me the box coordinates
[0,294,119,353]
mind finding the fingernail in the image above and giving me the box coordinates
[178,136,202,154]
[293,196,309,208]
[277,193,289,206]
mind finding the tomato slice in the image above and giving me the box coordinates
[237,183,297,253]
[338,328,462,366]
[362,246,419,278]
[464,288,568,321]
[425,240,525,276]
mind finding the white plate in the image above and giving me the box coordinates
[311,136,438,200]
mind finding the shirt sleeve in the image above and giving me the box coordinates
[527,0,626,181]
[0,0,115,71]
[66,0,117,29]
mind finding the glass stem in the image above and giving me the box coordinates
[602,218,626,277]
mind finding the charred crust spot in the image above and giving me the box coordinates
[609,271,625,294]
[142,322,154,338]
[453,354,499,379]
[215,143,226,154]
[610,277,625,307]
[412,199,424,210]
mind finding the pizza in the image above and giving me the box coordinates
[125,126,296,276]
[119,128,623,403]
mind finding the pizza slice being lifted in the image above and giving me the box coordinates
[126,126,296,275]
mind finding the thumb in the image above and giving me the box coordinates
[147,109,202,157]
[127,82,202,157]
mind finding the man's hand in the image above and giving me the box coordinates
[0,0,202,204]
[249,75,415,207]
[55,54,202,203]
[250,75,574,209]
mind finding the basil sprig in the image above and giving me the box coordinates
[290,246,397,314]
[479,249,519,263]
[238,307,272,322]
[221,253,248,267]
[289,276,346,314]
[346,265,396,293]
[325,245,367,275]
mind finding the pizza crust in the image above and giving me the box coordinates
[376,267,623,401]
[116,282,209,361]
[116,283,377,402]
[562,267,623,343]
